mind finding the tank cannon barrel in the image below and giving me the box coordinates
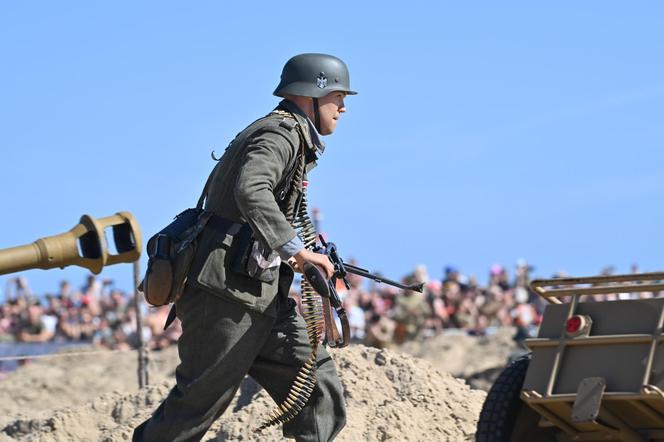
[0,212,142,276]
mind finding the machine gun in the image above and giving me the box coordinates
[256,234,424,433]
[0,212,142,276]
[303,235,424,348]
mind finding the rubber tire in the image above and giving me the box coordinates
[475,354,558,442]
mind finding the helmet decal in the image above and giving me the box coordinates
[316,72,327,89]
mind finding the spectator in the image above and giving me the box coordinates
[365,313,395,349]
[17,303,54,343]
[392,274,431,344]
[342,293,366,342]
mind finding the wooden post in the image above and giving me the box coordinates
[133,260,149,388]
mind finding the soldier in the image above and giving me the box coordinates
[133,53,356,441]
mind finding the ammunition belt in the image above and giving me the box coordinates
[254,139,323,433]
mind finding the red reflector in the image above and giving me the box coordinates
[566,316,582,333]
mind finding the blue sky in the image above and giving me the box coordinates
[1,2,663,295]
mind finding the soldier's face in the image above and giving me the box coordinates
[317,91,347,135]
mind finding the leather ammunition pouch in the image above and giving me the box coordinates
[141,205,283,306]
[139,160,220,307]
[140,208,212,306]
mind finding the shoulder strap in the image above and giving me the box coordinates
[196,161,220,209]
[197,112,278,209]
[198,110,304,210]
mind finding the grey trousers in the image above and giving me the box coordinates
[133,276,346,442]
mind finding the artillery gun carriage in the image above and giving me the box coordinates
[477,272,664,442]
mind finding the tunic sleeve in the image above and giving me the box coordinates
[233,127,300,251]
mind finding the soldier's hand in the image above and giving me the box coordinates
[287,257,301,272]
[291,249,334,279]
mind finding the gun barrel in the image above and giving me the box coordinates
[0,212,142,276]
[0,243,43,275]
[343,263,424,292]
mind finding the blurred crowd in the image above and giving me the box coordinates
[1,261,658,360]
[315,262,659,348]
[299,259,547,348]
[1,276,181,354]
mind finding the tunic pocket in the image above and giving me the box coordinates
[195,227,263,310]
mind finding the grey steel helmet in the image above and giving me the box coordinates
[274,53,357,98]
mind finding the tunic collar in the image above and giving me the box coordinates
[278,99,326,156]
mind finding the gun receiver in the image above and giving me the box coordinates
[303,235,424,348]
[0,212,142,276]
[316,235,424,298]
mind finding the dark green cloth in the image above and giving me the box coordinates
[133,277,346,442]
[187,101,318,315]
[134,102,346,441]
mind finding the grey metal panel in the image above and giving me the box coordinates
[537,304,568,338]
[523,348,557,392]
[538,299,664,338]
[555,344,649,393]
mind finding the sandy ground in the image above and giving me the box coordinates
[398,327,526,391]
[0,329,519,441]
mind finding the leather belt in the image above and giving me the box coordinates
[206,213,243,236]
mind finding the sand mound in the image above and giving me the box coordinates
[397,328,525,390]
[0,348,176,419]
[1,346,485,442]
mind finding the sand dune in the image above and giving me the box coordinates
[0,340,496,441]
